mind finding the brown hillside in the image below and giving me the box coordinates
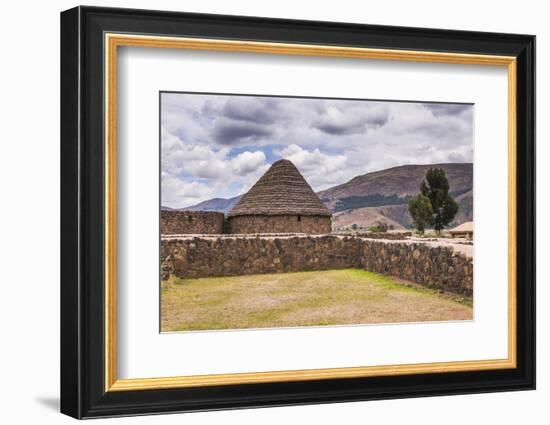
[319,163,472,229]
[332,207,406,230]
[318,163,472,212]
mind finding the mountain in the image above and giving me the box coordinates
[161,163,473,230]
[181,195,242,213]
[318,163,473,230]
[318,163,472,210]
[331,206,407,230]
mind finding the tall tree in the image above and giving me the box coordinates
[420,168,459,234]
[408,194,433,234]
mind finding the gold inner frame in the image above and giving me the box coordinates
[104,33,517,392]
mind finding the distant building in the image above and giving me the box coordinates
[227,159,332,234]
[449,221,474,240]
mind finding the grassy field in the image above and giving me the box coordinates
[161,269,472,332]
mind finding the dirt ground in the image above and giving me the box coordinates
[161,269,472,332]
[406,236,473,257]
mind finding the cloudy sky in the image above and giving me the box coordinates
[161,92,473,209]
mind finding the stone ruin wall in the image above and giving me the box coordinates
[228,215,332,235]
[161,235,473,295]
[160,210,224,235]
[161,236,362,280]
[361,240,473,295]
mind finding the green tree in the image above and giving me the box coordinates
[419,168,459,234]
[408,194,433,234]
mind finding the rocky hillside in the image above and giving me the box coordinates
[318,163,472,230]
[163,163,473,230]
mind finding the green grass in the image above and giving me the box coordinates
[161,269,472,332]
[334,194,410,212]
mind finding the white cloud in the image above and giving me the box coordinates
[160,93,473,207]
[160,127,269,207]
[230,151,267,176]
[313,104,388,135]
[278,144,350,190]
[161,174,214,208]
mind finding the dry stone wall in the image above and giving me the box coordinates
[160,210,224,235]
[161,236,473,295]
[360,241,473,295]
[161,235,362,279]
[229,215,331,234]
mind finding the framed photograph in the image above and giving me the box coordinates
[60,6,535,419]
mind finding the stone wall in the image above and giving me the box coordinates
[228,215,331,234]
[160,210,224,235]
[161,235,473,295]
[161,235,361,279]
[360,241,472,295]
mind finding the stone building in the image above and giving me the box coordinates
[449,221,474,240]
[227,159,332,234]
[160,210,225,234]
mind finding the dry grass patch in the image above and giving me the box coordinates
[161,269,472,332]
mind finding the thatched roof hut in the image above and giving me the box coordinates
[227,159,332,234]
[228,159,331,218]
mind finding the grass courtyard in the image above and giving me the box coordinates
[161,269,472,332]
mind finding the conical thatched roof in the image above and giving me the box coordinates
[227,159,332,217]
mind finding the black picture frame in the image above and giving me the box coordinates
[61,5,535,419]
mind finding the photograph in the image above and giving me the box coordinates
[57,5,536,419]
[160,92,475,332]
